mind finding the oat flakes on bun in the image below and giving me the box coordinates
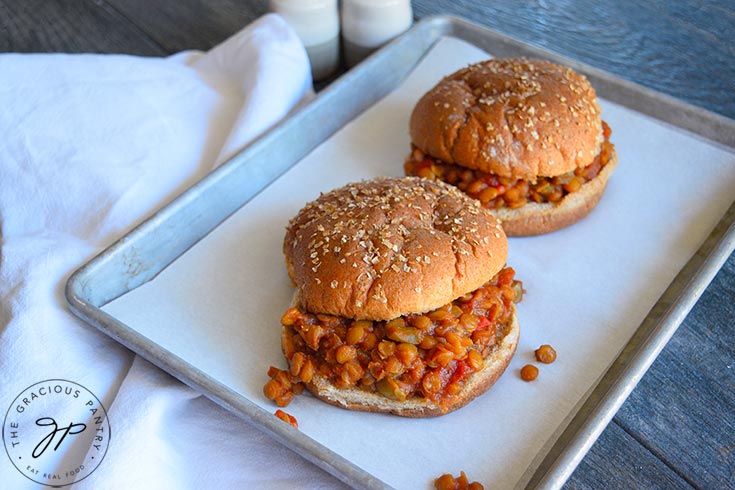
[405,57,618,236]
[263,177,523,417]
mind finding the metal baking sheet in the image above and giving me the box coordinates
[66,16,735,490]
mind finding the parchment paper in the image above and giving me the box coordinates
[103,37,735,489]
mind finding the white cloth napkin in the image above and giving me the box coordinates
[0,14,344,489]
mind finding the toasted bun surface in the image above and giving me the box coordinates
[496,145,618,236]
[284,177,507,321]
[300,304,520,417]
[409,57,603,180]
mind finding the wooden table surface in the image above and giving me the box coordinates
[2,1,733,488]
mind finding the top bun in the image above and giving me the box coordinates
[284,177,507,321]
[409,57,603,180]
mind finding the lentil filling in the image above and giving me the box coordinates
[264,267,523,409]
[405,122,614,209]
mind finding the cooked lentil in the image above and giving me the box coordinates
[520,364,539,381]
[274,409,299,429]
[264,267,523,409]
[434,471,484,490]
[405,122,614,209]
[535,344,557,364]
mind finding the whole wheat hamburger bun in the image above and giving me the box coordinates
[405,57,618,236]
[284,177,508,320]
[272,177,522,417]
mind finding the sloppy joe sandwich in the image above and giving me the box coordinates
[404,57,617,236]
[265,177,523,417]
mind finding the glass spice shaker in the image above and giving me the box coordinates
[341,0,413,67]
[269,0,340,81]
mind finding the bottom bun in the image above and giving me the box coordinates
[302,305,520,418]
[493,147,618,236]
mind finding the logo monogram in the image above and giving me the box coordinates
[3,380,110,487]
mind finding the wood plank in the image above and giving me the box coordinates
[102,0,269,53]
[565,422,693,489]
[0,0,165,55]
[612,254,735,488]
